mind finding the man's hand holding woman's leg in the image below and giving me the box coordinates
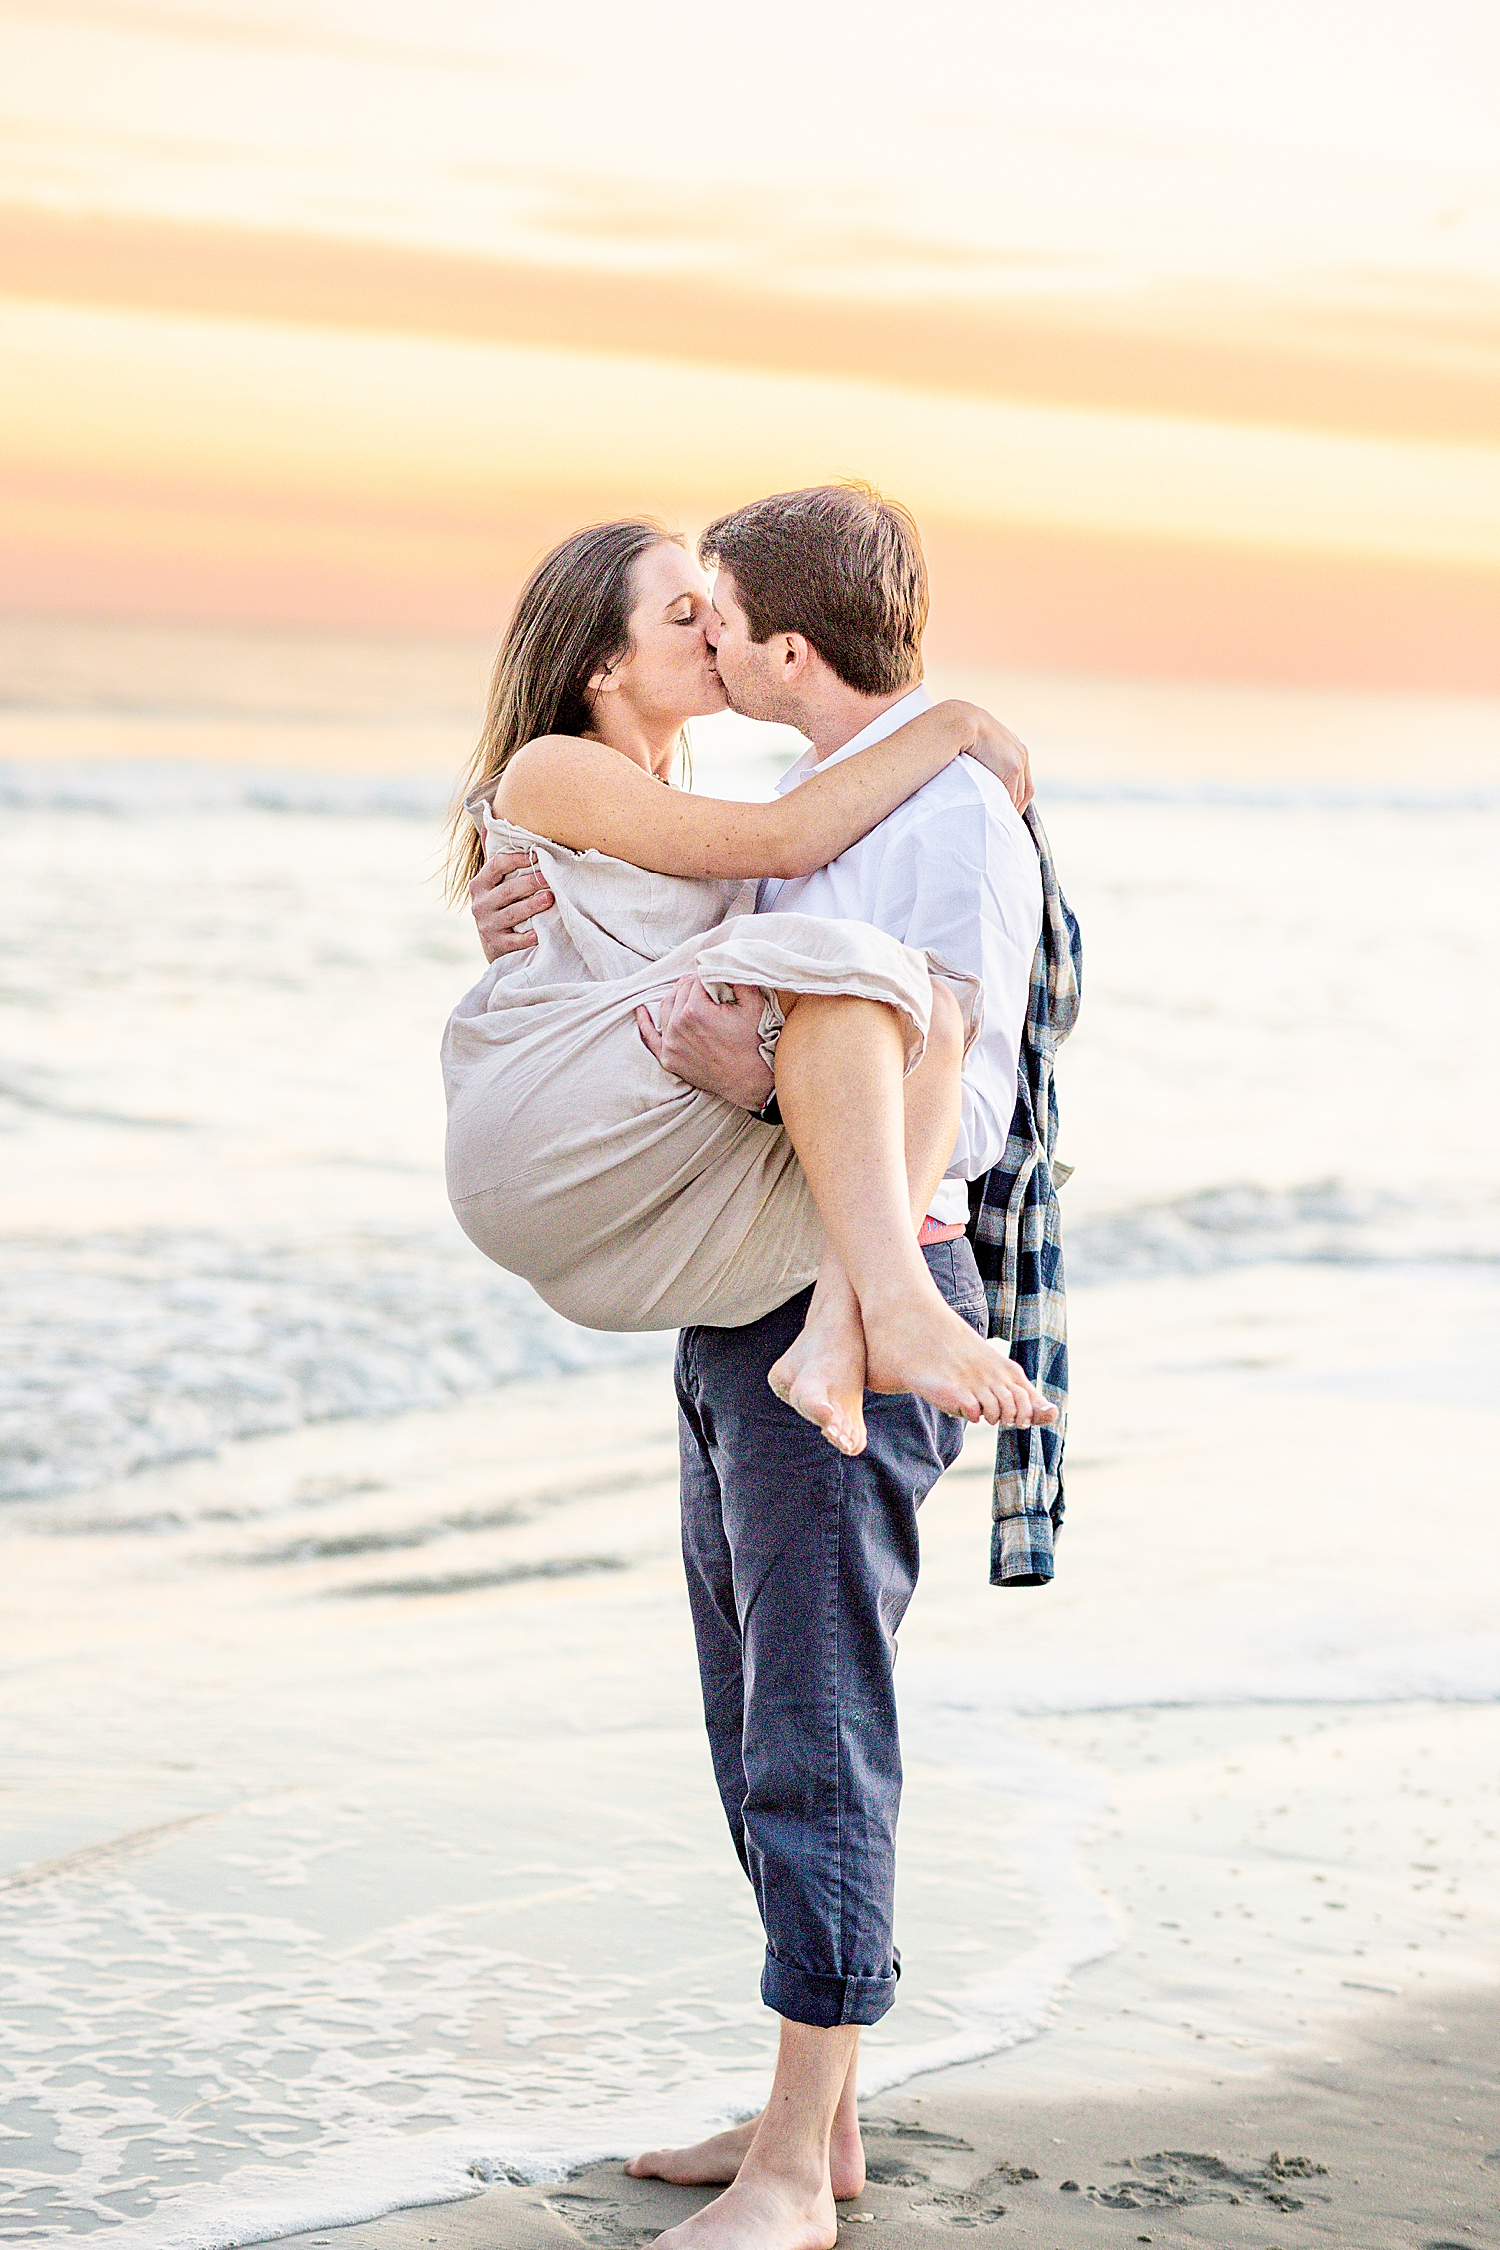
[635,978,775,1112]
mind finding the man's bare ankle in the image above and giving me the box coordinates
[738,2133,833,2199]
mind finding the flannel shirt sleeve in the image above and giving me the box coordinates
[967,806,1081,1588]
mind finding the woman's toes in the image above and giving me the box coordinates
[820,1403,866,1456]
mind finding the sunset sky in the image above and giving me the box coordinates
[3,0,1499,687]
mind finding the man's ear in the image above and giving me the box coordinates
[773,632,814,682]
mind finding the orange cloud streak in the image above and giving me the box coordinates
[6,463,1497,695]
[4,204,1498,445]
[4,205,1498,689]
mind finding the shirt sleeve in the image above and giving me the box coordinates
[870,776,1041,1188]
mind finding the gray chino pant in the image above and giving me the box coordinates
[675,1237,987,2029]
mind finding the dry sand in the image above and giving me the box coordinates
[273,1984,1498,2250]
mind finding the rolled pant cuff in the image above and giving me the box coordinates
[761,1952,897,2028]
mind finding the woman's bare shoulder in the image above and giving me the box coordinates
[493,734,609,805]
[500,732,593,773]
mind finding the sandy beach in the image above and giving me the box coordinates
[5,1260,1497,2243]
[272,1982,1500,2249]
[2,621,1497,2245]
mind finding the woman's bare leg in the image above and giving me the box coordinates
[765,1264,865,1452]
[767,978,969,1454]
[769,983,1054,1432]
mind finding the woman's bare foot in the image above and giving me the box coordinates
[767,1286,867,1457]
[627,2112,866,2201]
[863,1289,1057,1428]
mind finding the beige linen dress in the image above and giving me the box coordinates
[442,808,980,1333]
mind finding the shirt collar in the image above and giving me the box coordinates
[773,683,933,795]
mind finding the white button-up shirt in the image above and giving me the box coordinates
[759,685,1043,1224]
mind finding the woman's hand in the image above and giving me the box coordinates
[942,702,1034,813]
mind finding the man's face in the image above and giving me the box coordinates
[706,569,796,724]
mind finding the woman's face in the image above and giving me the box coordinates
[596,542,727,738]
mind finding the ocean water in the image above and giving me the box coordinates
[2,624,1498,2245]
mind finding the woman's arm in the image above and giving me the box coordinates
[493,702,1030,882]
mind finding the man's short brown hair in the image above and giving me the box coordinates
[698,482,928,696]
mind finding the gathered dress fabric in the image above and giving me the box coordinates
[442,809,982,1333]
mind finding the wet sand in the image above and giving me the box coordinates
[274,1983,1499,2250]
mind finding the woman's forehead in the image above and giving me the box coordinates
[634,540,707,607]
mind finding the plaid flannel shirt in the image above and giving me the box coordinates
[966,805,1082,1587]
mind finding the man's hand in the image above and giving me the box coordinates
[635,978,775,1110]
[470,849,554,962]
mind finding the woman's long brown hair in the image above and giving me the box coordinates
[445,519,683,902]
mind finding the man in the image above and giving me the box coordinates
[471,486,1043,2250]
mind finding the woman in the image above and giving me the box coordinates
[442,519,1055,1456]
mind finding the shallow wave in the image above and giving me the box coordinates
[0,1718,1113,2250]
[5,1181,1494,1504]
[1045,777,1500,813]
[0,758,453,818]
[0,1231,671,1503]
[6,757,1499,821]
[1068,1177,1500,1281]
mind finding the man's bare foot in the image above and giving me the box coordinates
[767,1294,867,1456]
[649,2165,837,2250]
[628,2118,755,2189]
[863,1290,1057,1428]
[628,2114,866,2201]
